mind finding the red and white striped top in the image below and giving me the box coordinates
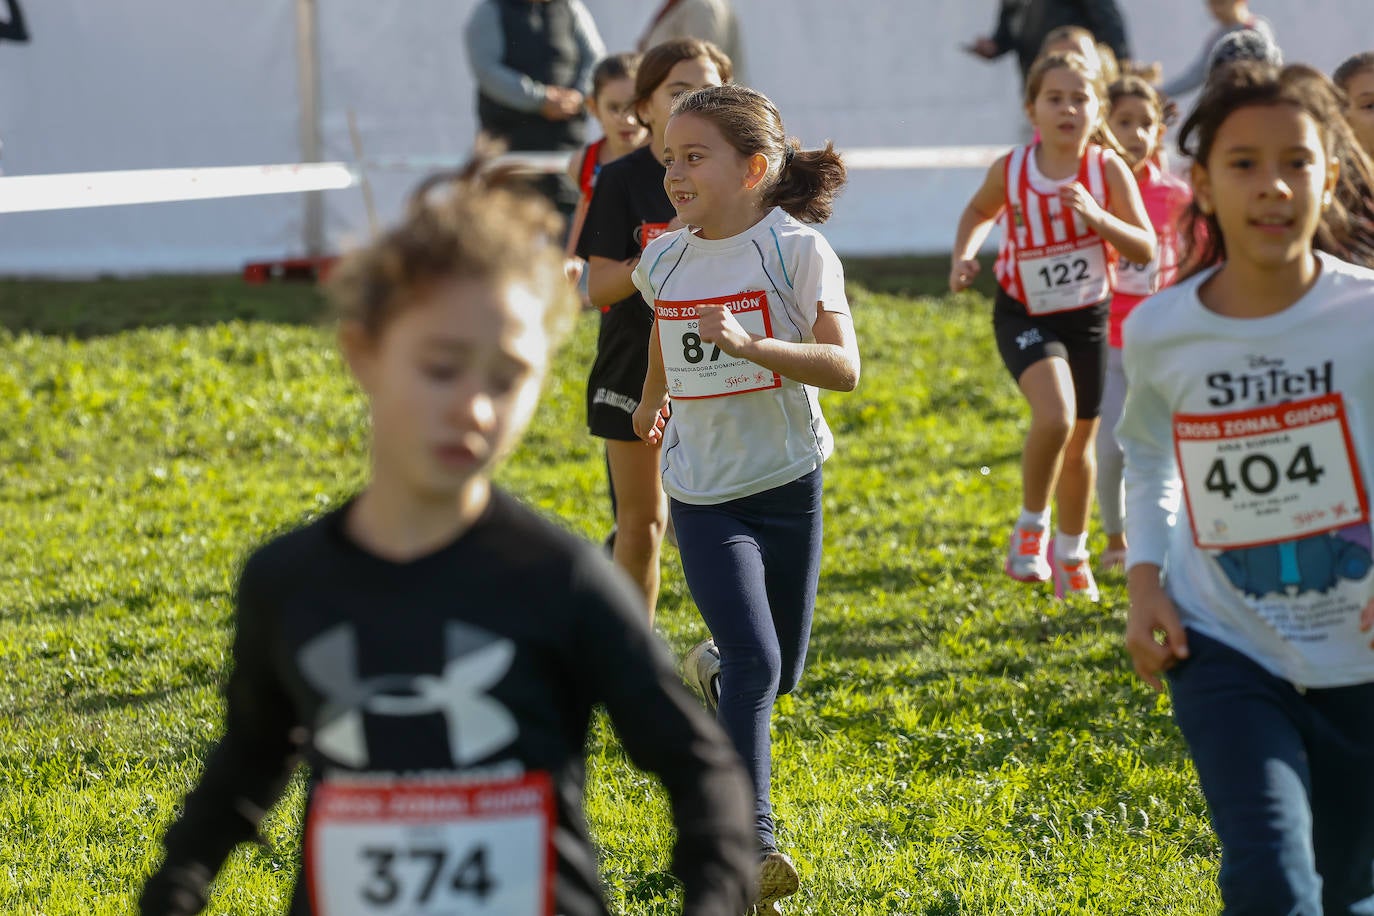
[994,143,1116,312]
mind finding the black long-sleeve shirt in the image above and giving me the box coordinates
[141,490,754,915]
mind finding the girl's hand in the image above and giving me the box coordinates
[1362,598,1374,650]
[696,304,754,358]
[1059,181,1106,227]
[1125,575,1190,691]
[632,399,669,445]
[949,258,980,292]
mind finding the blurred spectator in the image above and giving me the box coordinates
[1159,0,1274,99]
[464,0,606,221]
[965,0,1131,85]
[639,0,743,81]
[0,0,28,42]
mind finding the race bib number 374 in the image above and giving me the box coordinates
[1174,394,1369,549]
[306,773,555,916]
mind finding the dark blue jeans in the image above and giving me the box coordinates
[1167,629,1374,915]
[670,468,823,854]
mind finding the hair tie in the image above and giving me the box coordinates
[781,144,796,171]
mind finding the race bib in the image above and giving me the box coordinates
[656,291,781,400]
[1115,252,1159,298]
[636,221,669,249]
[1174,394,1370,549]
[1017,238,1110,314]
[306,772,555,916]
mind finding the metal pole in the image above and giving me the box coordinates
[296,0,324,257]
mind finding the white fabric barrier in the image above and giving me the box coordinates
[0,146,1006,216]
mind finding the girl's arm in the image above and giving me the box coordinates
[696,302,860,392]
[950,156,1008,292]
[633,320,671,444]
[587,255,640,309]
[563,148,588,258]
[1062,153,1157,266]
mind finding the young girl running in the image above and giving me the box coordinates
[563,52,649,270]
[1334,51,1374,157]
[139,159,755,916]
[1096,76,1192,572]
[631,84,858,915]
[1119,62,1374,914]
[950,51,1156,600]
[576,38,732,619]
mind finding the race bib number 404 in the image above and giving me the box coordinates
[306,772,555,916]
[1017,238,1110,315]
[1174,394,1370,550]
[656,291,781,399]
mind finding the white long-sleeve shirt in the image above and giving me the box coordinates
[1118,252,1374,688]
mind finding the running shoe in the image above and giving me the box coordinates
[681,638,720,713]
[750,904,782,915]
[1051,552,1100,602]
[1004,521,1051,582]
[757,851,800,908]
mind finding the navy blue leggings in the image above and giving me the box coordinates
[1168,630,1374,915]
[670,468,823,854]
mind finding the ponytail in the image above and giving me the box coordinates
[765,139,846,223]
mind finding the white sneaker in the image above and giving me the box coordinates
[756,851,799,908]
[1051,552,1100,602]
[681,638,720,713]
[1004,521,1051,582]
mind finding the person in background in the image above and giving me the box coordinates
[964,0,1131,87]
[639,0,743,81]
[1120,62,1374,915]
[464,0,606,223]
[138,156,756,916]
[1095,76,1191,572]
[1158,0,1275,100]
[1334,51,1374,158]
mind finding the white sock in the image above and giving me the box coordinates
[1055,531,1089,562]
[1018,507,1051,531]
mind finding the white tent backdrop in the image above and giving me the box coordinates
[0,1,1371,274]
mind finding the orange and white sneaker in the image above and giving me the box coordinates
[1004,521,1051,582]
[1051,553,1100,602]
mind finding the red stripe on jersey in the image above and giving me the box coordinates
[995,144,1114,304]
[577,138,605,199]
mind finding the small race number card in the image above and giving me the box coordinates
[1174,393,1369,549]
[655,291,781,399]
[306,771,555,916]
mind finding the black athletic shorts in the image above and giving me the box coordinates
[586,300,653,441]
[992,287,1109,420]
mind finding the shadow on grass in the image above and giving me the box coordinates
[0,275,329,338]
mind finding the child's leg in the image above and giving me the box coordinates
[1167,630,1324,913]
[1094,347,1127,551]
[670,497,785,854]
[1016,356,1077,513]
[606,439,667,620]
[1308,681,1374,913]
[1054,317,1107,544]
[753,468,823,698]
[1053,417,1100,540]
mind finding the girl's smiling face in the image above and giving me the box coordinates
[1193,103,1339,272]
[662,111,767,239]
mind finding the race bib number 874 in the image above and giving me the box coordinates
[1174,394,1369,549]
[306,773,555,916]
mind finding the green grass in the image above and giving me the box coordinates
[0,266,1219,914]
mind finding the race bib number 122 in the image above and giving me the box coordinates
[306,773,555,916]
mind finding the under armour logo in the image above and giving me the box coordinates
[297,623,518,769]
[1016,328,1043,350]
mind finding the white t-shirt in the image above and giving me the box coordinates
[632,207,850,505]
[1117,251,1374,688]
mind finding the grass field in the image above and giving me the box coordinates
[0,267,1220,914]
